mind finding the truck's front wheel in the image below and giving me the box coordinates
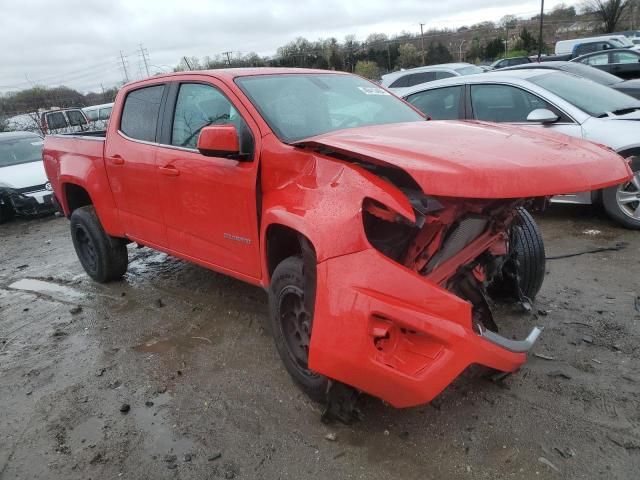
[70,206,128,282]
[268,256,327,401]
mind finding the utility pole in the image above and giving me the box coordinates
[505,25,509,58]
[101,83,106,102]
[139,43,151,77]
[537,0,545,61]
[222,51,232,66]
[458,40,466,62]
[183,56,193,70]
[119,50,130,82]
[386,41,391,71]
[419,23,426,65]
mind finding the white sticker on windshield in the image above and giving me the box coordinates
[358,86,390,96]
[31,141,44,146]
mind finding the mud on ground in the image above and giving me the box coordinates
[1,205,639,480]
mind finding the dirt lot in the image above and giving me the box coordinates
[1,205,639,480]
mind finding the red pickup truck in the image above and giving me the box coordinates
[43,68,631,419]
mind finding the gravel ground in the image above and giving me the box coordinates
[0,205,639,480]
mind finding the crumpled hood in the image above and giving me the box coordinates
[294,121,631,198]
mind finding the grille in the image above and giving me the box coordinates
[14,184,47,194]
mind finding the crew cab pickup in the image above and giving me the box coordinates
[43,69,631,418]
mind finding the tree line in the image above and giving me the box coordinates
[0,0,635,130]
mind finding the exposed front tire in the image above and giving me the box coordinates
[602,159,640,229]
[70,206,128,282]
[490,207,546,302]
[268,256,327,401]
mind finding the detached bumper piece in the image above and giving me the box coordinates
[309,248,540,408]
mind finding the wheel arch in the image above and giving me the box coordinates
[264,223,317,284]
[63,182,93,216]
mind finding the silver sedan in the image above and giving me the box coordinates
[397,69,640,229]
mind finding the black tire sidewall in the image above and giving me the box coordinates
[511,207,546,300]
[69,206,127,283]
[268,256,327,401]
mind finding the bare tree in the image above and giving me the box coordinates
[585,0,629,32]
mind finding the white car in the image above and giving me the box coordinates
[380,63,484,90]
[0,131,56,222]
[399,69,640,228]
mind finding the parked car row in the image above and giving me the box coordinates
[4,103,113,136]
[395,67,640,228]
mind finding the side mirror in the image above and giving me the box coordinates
[197,125,241,158]
[526,108,559,124]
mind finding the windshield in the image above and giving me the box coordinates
[560,63,622,85]
[529,72,640,117]
[0,136,43,167]
[455,65,484,75]
[235,74,424,142]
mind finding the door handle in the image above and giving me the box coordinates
[159,165,180,177]
[109,155,124,165]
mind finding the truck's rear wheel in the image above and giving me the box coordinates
[268,256,327,401]
[70,206,128,282]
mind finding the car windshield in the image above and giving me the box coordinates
[560,63,622,85]
[235,74,424,143]
[455,65,484,75]
[0,135,43,167]
[529,72,640,117]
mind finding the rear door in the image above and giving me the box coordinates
[404,85,465,120]
[610,50,640,79]
[154,80,262,279]
[104,83,168,246]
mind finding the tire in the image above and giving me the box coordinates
[268,256,327,401]
[69,206,128,282]
[602,159,640,229]
[510,207,546,300]
[0,200,14,224]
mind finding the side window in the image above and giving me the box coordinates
[613,51,640,64]
[67,110,87,127]
[171,83,253,155]
[388,76,409,88]
[404,72,436,87]
[406,86,463,120]
[582,52,609,66]
[98,107,112,120]
[120,85,165,142]
[85,109,98,121]
[471,84,551,122]
[435,71,455,80]
[46,112,67,130]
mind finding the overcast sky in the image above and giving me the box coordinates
[0,0,580,94]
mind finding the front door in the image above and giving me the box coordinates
[155,81,262,280]
[468,83,583,138]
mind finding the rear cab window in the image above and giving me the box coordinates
[67,110,87,127]
[120,85,165,142]
[45,112,67,130]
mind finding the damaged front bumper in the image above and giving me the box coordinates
[308,248,541,408]
[0,187,57,217]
